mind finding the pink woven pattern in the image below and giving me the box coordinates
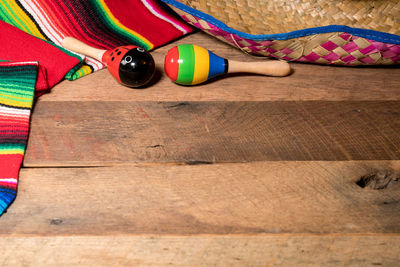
[183,14,400,65]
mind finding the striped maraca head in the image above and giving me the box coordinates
[164,44,228,85]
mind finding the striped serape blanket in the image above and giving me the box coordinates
[0,0,192,85]
[0,0,192,215]
[0,61,37,214]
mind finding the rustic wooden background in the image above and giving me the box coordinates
[1,32,400,266]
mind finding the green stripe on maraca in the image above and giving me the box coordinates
[177,44,195,85]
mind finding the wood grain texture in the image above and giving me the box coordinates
[2,161,399,235]
[3,31,400,266]
[1,235,399,266]
[42,33,400,102]
[24,101,400,166]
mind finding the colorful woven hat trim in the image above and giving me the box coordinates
[162,0,400,65]
[162,0,400,44]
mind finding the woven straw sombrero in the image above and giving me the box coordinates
[161,0,400,65]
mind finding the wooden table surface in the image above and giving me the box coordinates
[1,32,400,266]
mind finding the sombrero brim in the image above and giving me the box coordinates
[162,0,400,65]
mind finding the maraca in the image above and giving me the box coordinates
[164,44,291,85]
[62,37,155,88]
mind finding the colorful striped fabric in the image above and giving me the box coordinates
[0,1,192,215]
[0,61,37,215]
[0,0,192,80]
[164,44,227,85]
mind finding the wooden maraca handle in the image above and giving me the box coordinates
[228,60,291,77]
[62,37,106,62]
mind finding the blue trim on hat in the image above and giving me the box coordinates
[162,0,400,44]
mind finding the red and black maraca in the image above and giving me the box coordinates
[62,37,155,88]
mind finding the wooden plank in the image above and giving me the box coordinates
[42,33,400,102]
[24,101,400,166]
[0,235,399,266]
[2,161,399,235]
